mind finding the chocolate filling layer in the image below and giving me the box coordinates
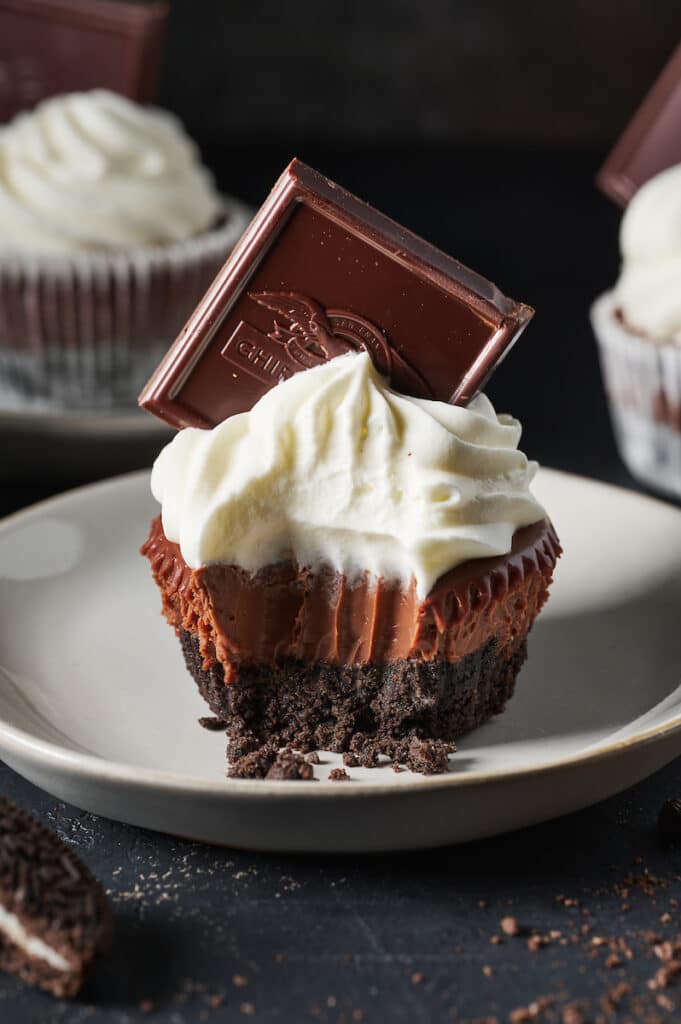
[142,517,560,676]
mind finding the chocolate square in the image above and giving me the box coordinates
[0,0,168,122]
[139,159,533,429]
[597,41,681,206]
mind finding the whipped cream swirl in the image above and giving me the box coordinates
[614,162,681,344]
[0,90,224,253]
[151,353,544,598]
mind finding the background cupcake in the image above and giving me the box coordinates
[0,89,251,412]
[591,162,681,499]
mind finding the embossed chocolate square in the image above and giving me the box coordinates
[597,40,681,206]
[139,159,534,429]
[0,0,168,122]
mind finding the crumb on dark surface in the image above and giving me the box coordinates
[501,915,525,937]
[600,982,631,1015]
[648,960,681,991]
[139,1000,154,1014]
[410,971,424,985]
[266,749,315,781]
[561,1003,587,1024]
[198,716,226,731]
[329,768,351,782]
[509,996,552,1022]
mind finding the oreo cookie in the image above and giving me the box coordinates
[0,797,112,998]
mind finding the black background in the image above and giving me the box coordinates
[4,2,681,1022]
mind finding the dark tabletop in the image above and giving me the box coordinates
[2,147,681,1024]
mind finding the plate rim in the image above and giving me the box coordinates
[1,466,681,799]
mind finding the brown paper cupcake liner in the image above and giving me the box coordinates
[0,196,252,411]
[591,291,681,499]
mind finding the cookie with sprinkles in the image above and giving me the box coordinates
[0,796,112,998]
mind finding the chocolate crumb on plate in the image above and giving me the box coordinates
[305,751,322,765]
[266,750,315,781]
[348,735,381,768]
[228,743,315,780]
[342,752,360,768]
[228,742,278,779]
[405,737,455,775]
[198,716,226,731]
[329,768,351,782]
[0,796,112,998]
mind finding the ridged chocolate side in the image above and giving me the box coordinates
[142,518,560,678]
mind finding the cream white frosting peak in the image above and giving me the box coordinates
[0,90,224,252]
[615,162,681,344]
[151,353,544,599]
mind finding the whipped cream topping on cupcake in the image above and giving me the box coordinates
[614,162,681,344]
[0,90,224,252]
[151,352,544,598]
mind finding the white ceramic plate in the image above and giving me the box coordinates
[1,468,681,852]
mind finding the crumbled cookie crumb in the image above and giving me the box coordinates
[228,741,278,779]
[198,716,226,731]
[405,736,455,774]
[266,749,314,781]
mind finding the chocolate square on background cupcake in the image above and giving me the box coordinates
[0,89,251,412]
[593,40,681,499]
[140,159,561,776]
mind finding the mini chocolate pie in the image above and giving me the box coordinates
[140,160,561,775]
[142,516,560,773]
[0,797,112,998]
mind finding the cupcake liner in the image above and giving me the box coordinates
[591,290,681,499]
[0,196,252,412]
